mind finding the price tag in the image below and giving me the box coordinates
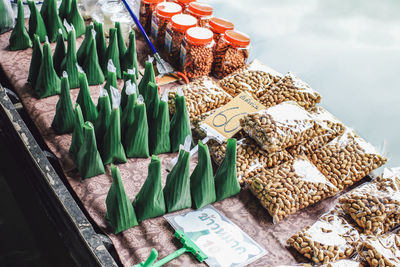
[200,92,266,143]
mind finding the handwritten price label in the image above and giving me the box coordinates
[200,92,266,143]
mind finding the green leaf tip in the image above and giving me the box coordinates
[58,0,71,22]
[76,72,98,123]
[124,101,149,158]
[77,24,94,66]
[170,94,192,152]
[93,21,107,74]
[28,0,47,43]
[138,61,156,98]
[51,76,75,134]
[102,108,127,165]
[83,35,105,85]
[123,30,139,77]
[28,34,43,87]
[150,99,171,155]
[69,103,84,161]
[104,28,121,79]
[60,27,80,88]
[9,0,32,50]
[115,21,127,70]
[53,32,66,76]
[67,0,85,37]
[94,90,111,150]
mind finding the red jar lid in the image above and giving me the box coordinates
[171,14,197,32]
[224,30,250,47]
[143,0,163,4]
[209,17,234,34]
[188,2,213,17]
[177,0,196,4]
[185,27,213,45]
[156,2,182,18]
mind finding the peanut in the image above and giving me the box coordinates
[358,233,400,267]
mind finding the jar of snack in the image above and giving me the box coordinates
[168,0,196,10]
[165,14,197,67]
[186,2,213,27]
[207,17,234,44]
[213,30,250,78]
[139,0,163,34]
[151,2,182,48]
[180,27,214,78]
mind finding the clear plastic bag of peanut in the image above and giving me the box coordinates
[247,157,338,223]
[339,168,400,235]
[320,259,364,267]
[287,207,360,265]
[310,128,387,191]
[241,101,335,153]
[357,233,400,267]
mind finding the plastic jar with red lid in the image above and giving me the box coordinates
[207,17,234,44]
[213,30,250,78]
[151,2,182,48]
[186,2,213,27]
[180,27,215,78]
[140,0,164,34]
[168,0,196,10]
[165,14,197,66]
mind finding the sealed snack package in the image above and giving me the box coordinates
[339,168,400,235]
[357,233,400,267]
[310,128,387,190]
[287,207,360,265]
[240,101,334,153]
[247,157,338,223]
[319,259,363,267]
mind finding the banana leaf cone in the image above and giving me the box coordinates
[76,122,105,179]
[115,22,127,70]
[102,108,127,165]
[58,0,71,22]
[40,0,49,21]
[27,0,47,42]
[28,34,42,87]
[104,28,121,79]
[67,0,85,37]
[163,149,191,212]
[169,94,192,152]
[82,35,105,85]
[214,138,240,201]
[121,71,137,110]
[77,24,94,66]
[60,27,80,88]
[138,61,156,99]
[69,103,84,160]
[35,41,61,98]
[43,0,67,42]
[106,164,138,234]
[190,141,216,209]
[123,30,139,77]
[51,75,75,134]
[150,98,170,155]
[124,98,149,158]
[93,21,107,74]
[76,72,98,123]
[94,89,111,149]
[104,67,118,107]
[53,31,66,76]
[144,82,160,120]
[120,84,137,136]
[9,0,32,50]
[133,155,166,221]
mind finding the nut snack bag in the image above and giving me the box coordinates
[357,233,400,267]
[287,207,360,265]
[241,101,334,153]
[339,168,400,235]
[310,128,387,190]
[319,259,364,267]
[247,157,338,223]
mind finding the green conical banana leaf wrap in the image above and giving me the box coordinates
[51,73,75,134]
[27,0,47,42]
[124,96,149,158]
[77,24,94,66]
[144,82,160,120]
[69,103,84,161]
[121,80,137,136]
[133,155,166,221]
[106,164,138,234]
[190,140,216,209]
[58,0,71,22]
[169,92,192,152]
[76,122,105,179]
[94,88,111,149]
[102,87,127,165]
[93,21,107,74]
[115,21,127,70]
[53,31,66,76]
[163,144,192,212]
[66,0,85,37]
[9,0,32,50]
[104,28,121,79]
[104,60,118,107]
[76,72,98,123]
[35,41,61,98]
[123,30,139,77]
[40,0,67,42]
[121,70,138,110]
[138,61,156,99]
[82,29,105,85]
[214,138,240,201]
[28,34,42,87]
[60,25,80,88]
[150,91,170,155]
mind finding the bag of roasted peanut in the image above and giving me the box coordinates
[241,101,335,153]
[357,233,400,267]
[247,156,338,223]
[339,168,400,235]
[320,259,364,267]
[287,207,360,265]
[309,128,387,190]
